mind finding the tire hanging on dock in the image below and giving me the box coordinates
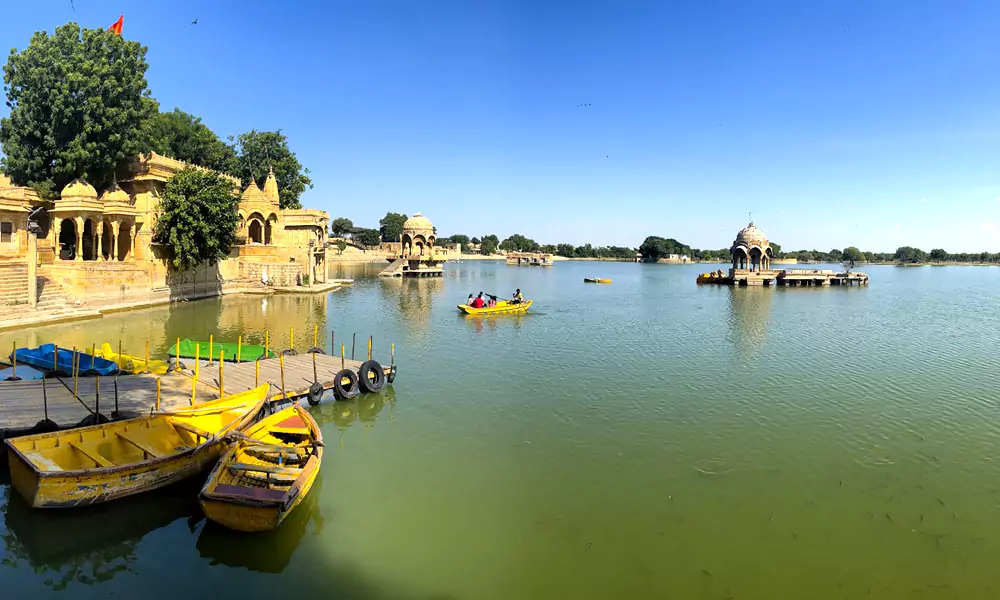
[386,364,397,384]
[307,346,325,355]
[358,360,385,393]
[167,359,186,372]
[334,369,360,400]
[307,381,324,406]
[281,348,298,357]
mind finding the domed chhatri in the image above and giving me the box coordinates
[400,212,435,256]
[731,221,772,272]
[99,185,130,205]
[61,178,98,200]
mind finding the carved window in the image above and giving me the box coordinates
[0,221,12,243]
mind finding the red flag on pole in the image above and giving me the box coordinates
[108,15,123,35]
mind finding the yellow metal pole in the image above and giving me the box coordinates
[255,358,260,387]
[313,325,318,349]
[145,341,149,373]
[208,334,213,366]
[155,377,161,411]
[265,329,269,358]
[118,340,123,372]
[341,343,345,370]
[279,352,286,399]
[192,343,200,405]
[219,350,225,399]
[175,337,181,372]
[237,335,242,363]
[368,336,372,361]
[289,327,294,353]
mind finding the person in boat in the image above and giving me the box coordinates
[467,293,474,306]
[511,289,523,304]
[471,293,486,309]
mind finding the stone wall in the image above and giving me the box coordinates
[239,261,303,286]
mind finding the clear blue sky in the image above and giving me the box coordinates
[3,1,1000,252]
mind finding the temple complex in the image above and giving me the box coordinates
[0,152,329,319]
[378,213,447,277]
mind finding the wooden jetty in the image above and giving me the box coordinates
[506,252,554,267]
[0,352,392,444]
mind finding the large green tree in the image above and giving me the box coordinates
[233,130,311,209]
[379,212,408,242]
[480,234,499,254]
[842,246,864,263]
[145,108,237,174]
[0,22,155,197]
[639,236,691,261]
[500,233,539,252]
[330,217,353,237]
[354,228,381,247]
[153,169,240,271]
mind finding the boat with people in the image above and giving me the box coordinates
[459,289,531,315]
[5,383,270,508]
[697,269,727,284]
[199,402,323,532]
[168,339,275,362]
[95,343,169,374]
[10,344,120,376]
[584,278,612,284]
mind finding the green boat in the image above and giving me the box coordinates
[166,339,276,362]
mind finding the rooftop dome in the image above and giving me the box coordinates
[99,185,129,204]
[402,213,434,235]
[61,178,98,200]
[733,222,769,248]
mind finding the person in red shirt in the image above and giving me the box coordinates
[471,293,485,308]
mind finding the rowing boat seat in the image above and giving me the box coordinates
[269,414,311,436]
[115,432,164,458]
[227,462,301,477]
[69,442,114,468]
[172,422,212,440]
[211,483,286,503]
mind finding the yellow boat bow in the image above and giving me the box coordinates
[457,299,532,315]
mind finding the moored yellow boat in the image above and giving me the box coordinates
[95,343,169,374]
[199,402,323,532]
[5,384,270,509]
[584,278,612,284]
[457,299,532,315]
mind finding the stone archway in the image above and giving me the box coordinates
[101,218,113,260]
[264,221,272,245]
[249,220,263,244]
[82,218,97,260]
[58,218,77,260]
[117,222,132,261]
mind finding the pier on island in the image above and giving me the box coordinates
[378,213,447,278]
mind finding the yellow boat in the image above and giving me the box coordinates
[584,278,612,284]
[457,299,532,315]
[94,343,169,374]
[5,384,270,509]
[199,402,322,532]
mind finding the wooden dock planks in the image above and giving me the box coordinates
[1,352,390,438]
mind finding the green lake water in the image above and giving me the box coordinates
[3,261,1000,599]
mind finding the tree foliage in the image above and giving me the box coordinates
[841,246,864,263]
[0,22,155,197]
[330,217,353,237]
[354,228,381,247]
[639,236,691,261]
[145,108,237,174]
[233,130,311,209]
[929,248,947,261]
[499,233,539,252]
[379,212,408,242]
[480,234,499,255]
[153,168,239,271]
[894,246,927,263]
[450,234,470,245]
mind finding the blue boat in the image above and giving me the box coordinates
[9,344,120,376]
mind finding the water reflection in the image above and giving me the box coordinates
[1,476,201,589]
[311,389,394,429]
[196,473,324,573]
[726,287,773,357]
[379,278,442,325]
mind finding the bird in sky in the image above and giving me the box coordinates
[191,18,199,25]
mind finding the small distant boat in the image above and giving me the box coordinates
[10,344,119,376]
[457,300,532,315]
[95,343,169,374]
[5,384,270,509]
[167,339,275,362]
[696,270,726,284]
[200,402,322,532]
[584,278,612,284]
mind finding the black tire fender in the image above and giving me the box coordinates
[334,369,359,400]
[307,381,324,406]
[307,347,325,355]
[358,360,385,393]
[386,364,397,384]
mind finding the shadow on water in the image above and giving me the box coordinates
[1,475,202,590]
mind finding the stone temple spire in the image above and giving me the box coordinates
[263,167,279,204]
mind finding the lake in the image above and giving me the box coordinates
[2,260,1000,599]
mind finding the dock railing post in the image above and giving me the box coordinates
[95,375,100,421]
[312,350,318,383]
[391,343,395,367]
[331,330,335,354]
[313,325,318,350]
[10,341,17,380]
[175,338,181,372]
[155,378,161,411]
[237,336,242,363]
[72,347,79,400]
[144,341,150,374]
[219,350,225,399]
[279,352,287,400]
[351,333,356,360]
[255,358,260,387]
[42,374,49,421]
[53,344,59,374]
[208,334,214,366]
[368,335,372,361]
[265,329,269,358]
[289,327,294,354]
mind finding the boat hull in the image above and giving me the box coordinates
[5,384,269,509]
[95,343,169,374]
[584,278,612,283]
[11,344,119,376]
[457,300,532,315]
[200,404,322,532]
[168,339,275,362]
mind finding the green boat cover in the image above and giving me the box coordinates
[166,338,276,362]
